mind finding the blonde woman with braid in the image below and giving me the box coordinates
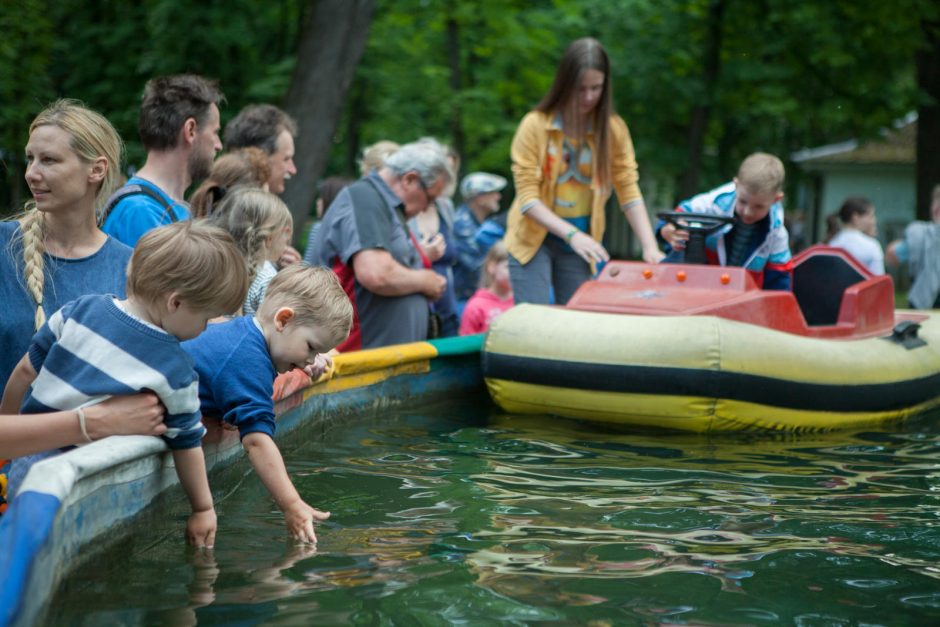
[0,100,133,388]
[207,187,293,315]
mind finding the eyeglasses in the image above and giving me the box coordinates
[413,174,434,207]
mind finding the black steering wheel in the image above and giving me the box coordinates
[657,211,735,265]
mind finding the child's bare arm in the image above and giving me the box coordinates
[242,432,331,543]
[172,447,217,549]
[0,355,38,415]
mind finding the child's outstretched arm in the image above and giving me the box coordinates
[172,447,217,549]
[242,432,331,543]
[0,354,38,415]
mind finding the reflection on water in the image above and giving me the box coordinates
[49,401,940,625]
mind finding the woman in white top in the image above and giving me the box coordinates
[828,197,884,275]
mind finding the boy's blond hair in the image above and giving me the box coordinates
[259,264,353,346]
[736,153,785,195]
[127,221,249,314]
[481,240,509,289]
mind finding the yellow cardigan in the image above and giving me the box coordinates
[505,110,643,265]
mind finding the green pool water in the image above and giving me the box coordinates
[49,398,940,625]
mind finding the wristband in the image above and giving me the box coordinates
[77,407,93,443]
[565,228,579,243]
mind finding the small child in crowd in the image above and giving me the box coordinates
[827,197,884,275]
[302,176,354,266]
[208,187,293,315]
[182,264,353,543]
[459,241,514,335]
[659,152,792,290]
[0,221,249,547]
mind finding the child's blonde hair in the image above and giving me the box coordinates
[207,187,292,282]
[126,221,249,314]
[258,264,353,346]
[736,153,785,196]
[10,99,123,330]
[480,240,509,289]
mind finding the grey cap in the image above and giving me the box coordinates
[460,172,507,199]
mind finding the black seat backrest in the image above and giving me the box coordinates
[792,254,866,326]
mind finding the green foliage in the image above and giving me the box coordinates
[0,0,55,212]
[326,0,928,210]
[1,0,936,218]
[326,0,589,181]
[0,0,305,212]
[581,0,928,203]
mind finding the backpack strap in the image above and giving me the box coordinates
[99,183,180,227]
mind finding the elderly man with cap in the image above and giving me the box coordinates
[453,172,508,303]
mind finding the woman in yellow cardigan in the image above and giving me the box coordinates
[505,38,664,305]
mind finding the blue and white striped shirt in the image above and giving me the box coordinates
[9,294,205,495]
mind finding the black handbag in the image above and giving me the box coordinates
[427,310,442,339]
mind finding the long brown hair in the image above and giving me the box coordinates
[189,147,271,218]
[536,37,614,187]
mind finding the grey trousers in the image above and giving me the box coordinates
[509,236,591,305]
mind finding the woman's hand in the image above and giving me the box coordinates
[84,393,167,440]
[568,231,610,265]
[642,246,666,264]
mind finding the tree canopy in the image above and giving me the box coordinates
[1,0,937,227]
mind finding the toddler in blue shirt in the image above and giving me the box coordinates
[183,264,353,544]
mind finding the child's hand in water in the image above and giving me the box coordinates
[187,507,217,549]
[283,498,331,544]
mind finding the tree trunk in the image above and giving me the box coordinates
[344,82,366,177]
[282,0,375,243]
[676,0,725,202]
[915,17,940,220]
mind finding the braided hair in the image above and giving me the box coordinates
[8,100,123,329]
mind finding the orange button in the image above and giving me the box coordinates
[676,271,687,282]
[642,269,653,279]
[720,273,730,285]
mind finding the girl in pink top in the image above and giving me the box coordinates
[460,241,514,335]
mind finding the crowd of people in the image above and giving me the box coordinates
[1,37,938,542]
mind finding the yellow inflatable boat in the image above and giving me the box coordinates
[484,246,940,432]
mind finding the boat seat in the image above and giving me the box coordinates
[792,252,867,326]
